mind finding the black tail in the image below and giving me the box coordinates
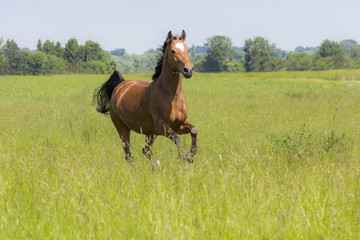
[93,71,125,114]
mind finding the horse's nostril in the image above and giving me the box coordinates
[183,67,189,73]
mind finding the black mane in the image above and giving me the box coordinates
[152,36,178,81]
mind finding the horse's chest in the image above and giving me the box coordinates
[169,100,187,126]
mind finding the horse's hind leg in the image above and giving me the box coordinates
[120,130,132,162]
[143,135,160,168]
[110,108,132,162]
[142,135,156,160]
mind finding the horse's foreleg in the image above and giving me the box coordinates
[154,121,184,158]
[166,128,185,158]
[153,117,188,160]
[179,119,198,162]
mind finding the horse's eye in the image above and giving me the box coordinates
[171,50,175,54]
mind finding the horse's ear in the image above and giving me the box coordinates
[179,30,186,41]
[166,31,173,42]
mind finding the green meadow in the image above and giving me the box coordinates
[0,70,360,239]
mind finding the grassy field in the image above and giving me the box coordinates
[0,70,360,239]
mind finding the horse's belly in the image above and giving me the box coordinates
[124,117,155,135]
[118,104,154,135]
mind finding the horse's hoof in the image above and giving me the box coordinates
[184,152,195,163]
[151,158,160,170]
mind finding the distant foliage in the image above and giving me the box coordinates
[3,39,23,74]
[111,49,157,74]
[203,36,234,72]
[110,48,125,57]
[193,36,245,73]
[2,35,360,75]
[318,39,341,58]
[0,38,116,75]
[244,37,272,72]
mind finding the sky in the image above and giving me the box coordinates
[1,0,360,54]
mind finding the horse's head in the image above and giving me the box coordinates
[165,30,194,79]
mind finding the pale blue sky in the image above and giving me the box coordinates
[1,0,360,53]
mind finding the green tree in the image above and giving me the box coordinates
[342,56,356,69]
[22,50,66,75]
[202,35,233,72]
[297,55,313,71]
[23,51,47,75]
[313,57,334,70]
[45,54,66,74]
[76,40,112,73]
[83,40,105,62]
[0,55,5,74]
[37,39,43,52]
[87,60,107,74]
[265,57,283,71]
[351,45,360,59]
[64,38,79,64]
[54,41,63,58]
[64,38,79,72]
[3,39,23,74]
[318,39,341,58]
[317,40,346,69]
[284,52,298,71]
[339,39,357,57]
[284,53,312,71]
[225,59,244,72]
[332,54,345,69]
[0,38,6,74]
[43,40,55,55]
[244,36,271,72]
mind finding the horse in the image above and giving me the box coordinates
[94,30,197,164]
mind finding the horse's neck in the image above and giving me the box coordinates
[155,60,183,99]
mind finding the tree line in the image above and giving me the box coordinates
[1,36,360,75]
[0,38,116,75]
[192,36,360,72]
[111,36,360,74]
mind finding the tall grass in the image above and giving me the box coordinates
[0,71,360,239]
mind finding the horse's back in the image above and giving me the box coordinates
[112,80,149,104]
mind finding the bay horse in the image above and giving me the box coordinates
[94,30,197,164]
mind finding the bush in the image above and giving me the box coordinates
[312,57,334,70]
[268,124,347,162]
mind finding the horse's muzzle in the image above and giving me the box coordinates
[182,66,194,79]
